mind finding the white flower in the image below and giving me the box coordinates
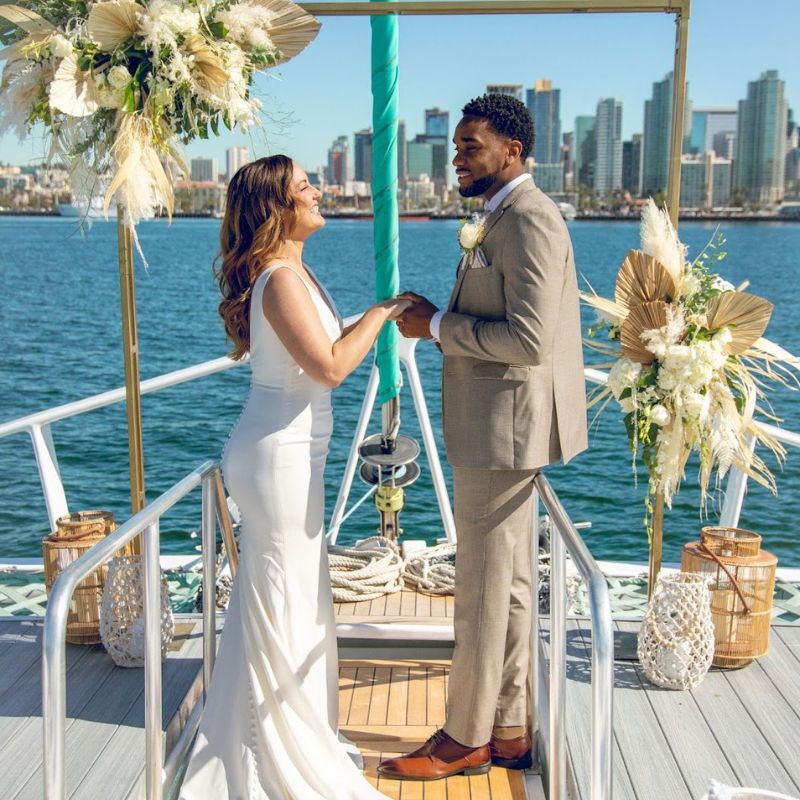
[215,2,276,48]
[713,277,734,293]
[458,215,485,251]
[49,34,74,59]
[619,397,636,414]
[650,404,671,427]
[681,270,701,300]
[139,0,199,50]
[107,64,131,89]
[607,358,641,400]
[712,327,733,349]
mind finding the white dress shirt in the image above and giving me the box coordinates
[429,173,532,340]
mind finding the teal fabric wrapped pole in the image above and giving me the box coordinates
[371,0,401,406]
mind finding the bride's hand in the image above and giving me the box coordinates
[377,297,414,320]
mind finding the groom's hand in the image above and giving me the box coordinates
[396,292,438,339]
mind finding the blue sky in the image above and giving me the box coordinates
[1,0,797,171]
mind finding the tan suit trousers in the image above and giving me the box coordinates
[444,467,535,747]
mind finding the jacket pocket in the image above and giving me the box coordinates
[472,362,530,381]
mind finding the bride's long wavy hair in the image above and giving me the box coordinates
[216,155,297,360]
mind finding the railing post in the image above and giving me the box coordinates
[401,341,457,544]
[42,578,70,800]
[202,474,218,696]
[529,483,541,768]
[30,423,69,529]
[327,363,380,543]
[143,520,163,800]
[549,511,567,800]
[589,574,614,800]
[719,433,757,528]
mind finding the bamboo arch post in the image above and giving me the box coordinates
[117,207,145,554]
[648,492,665,598]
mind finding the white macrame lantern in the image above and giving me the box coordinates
[637,572,715,690]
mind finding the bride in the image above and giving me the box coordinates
[179,155,407,799]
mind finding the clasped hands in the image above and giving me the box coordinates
[394,292,439,340]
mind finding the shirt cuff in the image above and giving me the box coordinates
[430,310,445,341]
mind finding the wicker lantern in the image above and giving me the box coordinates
[682,526,777,669]
[43,511,136,645]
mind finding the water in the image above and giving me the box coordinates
[1,217,799,566]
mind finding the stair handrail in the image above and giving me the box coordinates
[42,460,231,800]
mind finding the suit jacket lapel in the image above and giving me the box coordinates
[446,180,533,312]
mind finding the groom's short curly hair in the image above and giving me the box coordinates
[461,93,535,159]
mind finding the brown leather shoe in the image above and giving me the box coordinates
[377,729,491,781]
[489,731,533,769]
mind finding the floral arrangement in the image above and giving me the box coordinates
[583,200,799,526]
[0,0,319,225]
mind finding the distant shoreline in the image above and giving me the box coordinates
[1,209,798,223]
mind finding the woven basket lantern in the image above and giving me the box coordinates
[682,526,777,669]
[43,511,136,645]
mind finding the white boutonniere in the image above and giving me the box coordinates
[458,213,487,254]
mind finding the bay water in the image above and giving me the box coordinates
[1,216,799,566]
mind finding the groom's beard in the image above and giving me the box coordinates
[458,173,498,198]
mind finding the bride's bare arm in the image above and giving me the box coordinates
[262,269,409,388]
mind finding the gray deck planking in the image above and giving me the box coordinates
[560,618,800,800]
[0,616,208,800]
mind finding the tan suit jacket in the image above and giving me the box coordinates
[439,179,588,470]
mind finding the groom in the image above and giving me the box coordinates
[378,93,587,780]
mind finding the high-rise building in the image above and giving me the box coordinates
[622,134,643,195]
[679,152,733,208]
[421,109,449,182]
[734,70,788,204]
[594,98,623,193]
[354,128,372,183]
[533,163,564,195]
[327,135,350,186]
[526,80,561,164]
[425,108,449,139]
[688,109,737,155]
[225,147,250,181]
[574,115,596,188]
[398,120,407,187]
[190,157,218,182]
[486,84,523,102]
[561,131,574,189]
[407,140,433,180]
[712,131,736,160]
[641,72,690,197]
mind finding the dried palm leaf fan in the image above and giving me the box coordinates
[614,249,677,311]
[619,300,669,364]
[682,526,777,668]
[254,0,322,63]
[706,292,773,355]
[43,511,136,644]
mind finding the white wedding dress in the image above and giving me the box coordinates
[180,264,387,800]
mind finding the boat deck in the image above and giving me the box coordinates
[541,618,800,800]
[341,658,529,799]
[0,616,207,800]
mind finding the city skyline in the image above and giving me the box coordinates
[1,0,797,173]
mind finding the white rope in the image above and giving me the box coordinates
[328,536,404,602]
[402,543,456,595]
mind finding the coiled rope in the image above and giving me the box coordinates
[327,536,404,602]
[402,543,456,595]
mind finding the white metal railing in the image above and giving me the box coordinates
[42,461,232,800]
[533,473,614,800]
[0,355,247,529]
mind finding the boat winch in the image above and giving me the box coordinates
[358,398,420,541]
